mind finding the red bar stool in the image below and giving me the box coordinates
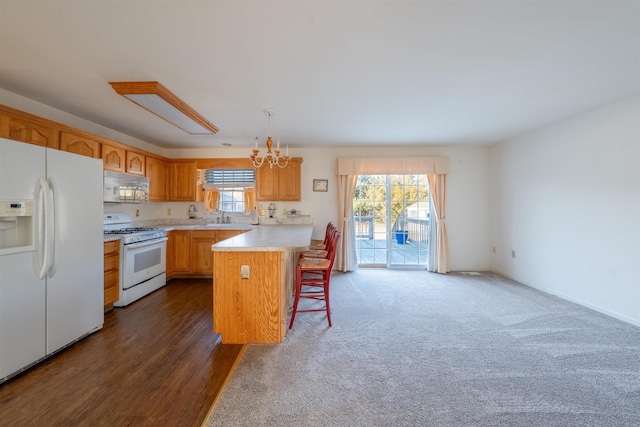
[309,222,336,250]
[289,230,340,329]
[300,224,337,259]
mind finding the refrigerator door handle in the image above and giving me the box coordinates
[47,177,59,278]
[35,176,50,280]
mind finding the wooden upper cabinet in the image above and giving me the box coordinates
[102,143,126,172]
[146,156,168,201]
[256,158,302,201]
[126,151,145,176]
[278,158,302,201]
[169,161,197,201]
[59,131,101,158]
[0,109,59,148]
[255,165,277,201]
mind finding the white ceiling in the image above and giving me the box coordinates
[0,1,638,150]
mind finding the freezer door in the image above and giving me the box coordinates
[45,149,104,354]
[0,137,46,199]
[0,138,46,380]
[0,252,47,379]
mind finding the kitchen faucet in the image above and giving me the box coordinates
[217,211,230,224]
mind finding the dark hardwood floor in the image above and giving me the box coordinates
[0,278,244,427]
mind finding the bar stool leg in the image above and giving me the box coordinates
[288,264,302,329]
[325,278,332,327]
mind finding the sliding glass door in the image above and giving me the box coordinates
[353,174,430,268]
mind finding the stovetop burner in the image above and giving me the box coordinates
[103,213,166,244]
[104,227,158,235]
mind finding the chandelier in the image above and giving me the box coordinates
[250,110,290,169]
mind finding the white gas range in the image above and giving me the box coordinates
[103,213,167,307]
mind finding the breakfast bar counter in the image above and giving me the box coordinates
[211,225,313,344]
[211,224,313,252]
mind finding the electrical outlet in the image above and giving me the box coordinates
[492,246,496,254]
[135,209,140,217]
[167,209,172,216]
[241,265,250,279]
[511,250,516,258]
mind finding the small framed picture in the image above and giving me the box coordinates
[313,179,328,192]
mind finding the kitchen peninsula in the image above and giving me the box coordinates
[211,224,313,344]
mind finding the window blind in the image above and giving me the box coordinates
[203,169,256,188]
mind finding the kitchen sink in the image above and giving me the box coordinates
[197,223,254,229]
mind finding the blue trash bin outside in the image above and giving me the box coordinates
[395,230,409,244]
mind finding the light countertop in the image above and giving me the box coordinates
[160,224,258,231]
[211,224,313,252]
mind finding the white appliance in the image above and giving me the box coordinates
[103,213,167,307]
[103,170,149,203]
[0,137,104,383]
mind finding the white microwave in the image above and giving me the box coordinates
[103,171,149,204]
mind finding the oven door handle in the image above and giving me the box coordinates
[124,237,168,249]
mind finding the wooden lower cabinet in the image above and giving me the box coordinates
[167,228,248,277]
[170,230,192,275]
[217,229,246,243]
[103,240,120,310]
[191,230,217,274]
[166,231,175,276]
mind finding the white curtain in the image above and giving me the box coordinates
[337,156,449,175]
[336,156,450,273]
[428,196,438,271]
[427,173,450,273]
[335,174,358,272]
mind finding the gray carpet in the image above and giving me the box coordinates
[206,270,640,427]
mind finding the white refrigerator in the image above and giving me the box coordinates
[0,137,104,382]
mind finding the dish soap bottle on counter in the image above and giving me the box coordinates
[250,206,259,225]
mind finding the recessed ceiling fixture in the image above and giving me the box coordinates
[250,110,289,169]
[109,81,219,134]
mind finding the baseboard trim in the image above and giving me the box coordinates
[491,269,640,328]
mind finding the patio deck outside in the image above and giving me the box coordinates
[355,215,430,267]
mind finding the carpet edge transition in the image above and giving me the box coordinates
[200,344,247,427]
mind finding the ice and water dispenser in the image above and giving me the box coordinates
[0,200,35,255]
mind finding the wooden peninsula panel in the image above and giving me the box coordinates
[213,251,283,343]
[211,225,312,344]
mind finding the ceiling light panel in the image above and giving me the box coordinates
[109,81,219,135]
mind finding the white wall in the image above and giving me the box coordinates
[489,95,640,326]
[168,145,492,272]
